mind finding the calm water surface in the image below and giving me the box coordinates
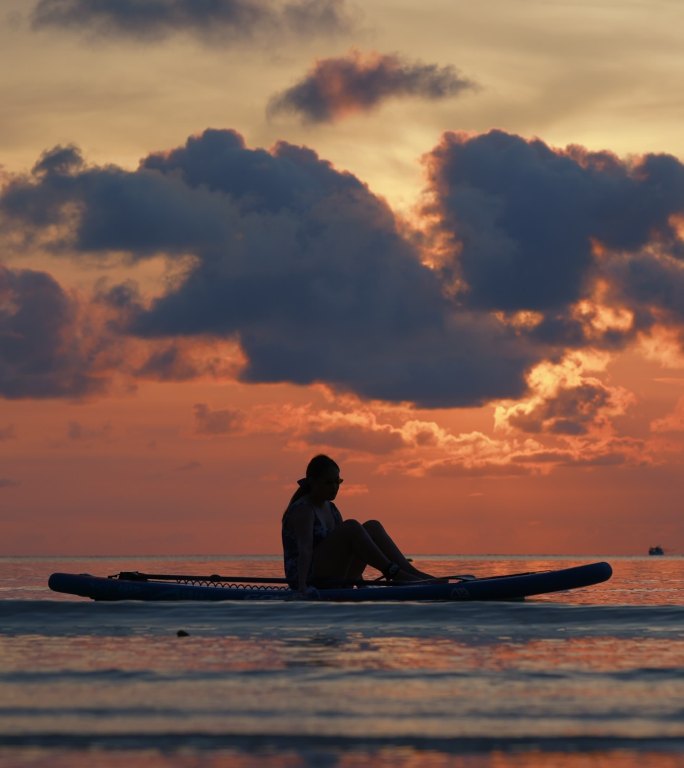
[0,555,682,767]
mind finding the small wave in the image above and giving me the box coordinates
[1,732,683,754]
[0,669,161,683]
[1,600,683,640]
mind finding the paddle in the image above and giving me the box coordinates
[112,570,481,586]
[113,571,291,584]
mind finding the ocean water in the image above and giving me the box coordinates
[0,555,683,768]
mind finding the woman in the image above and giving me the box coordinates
[282,454,436,593]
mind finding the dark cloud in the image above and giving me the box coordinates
[95,280,141,310]
[268,50,475,123]
[561,449,644,469]
[134,131,536,406]
[176,461,201,471]
[193,403,243,435]
[30,0,356,43]
[422,459,532,479]
[509,444,642,469]
[0,424,16,440]
[137,344,207,382]
[510,449,576,465]
[424,131,684,323]
[1,130,538,407]
[0,478,20,489]
[3,142,236,255]
[302,423,405,454]
[67,420,112,441]
[503,381,616,436]
[32,143,84,176]
[1,146,86,235]
[604,250,684,328]
[5,128,684,406]
[0,264,105,399]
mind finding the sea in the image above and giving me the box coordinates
[0,555,683,768]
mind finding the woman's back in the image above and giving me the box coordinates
[282,499,342,586]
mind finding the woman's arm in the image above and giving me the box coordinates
[288,505,315,593]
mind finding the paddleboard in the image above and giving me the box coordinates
[48,561,612,602]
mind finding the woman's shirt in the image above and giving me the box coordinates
[282,498,343,587]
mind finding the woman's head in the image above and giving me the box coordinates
[304,454,340,483]
[304,454,343,501]
[287,454,343,507]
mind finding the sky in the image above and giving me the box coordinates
[1,0,684,556]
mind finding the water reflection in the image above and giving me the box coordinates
[3,624,683,678]
[2,556,683,768]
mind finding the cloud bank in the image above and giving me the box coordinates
[0,264,105,399]
[30,0,356,43]
[424,130,684,325]
[269,50,475,123]
[2,128,684,411]
[1,130,538,406]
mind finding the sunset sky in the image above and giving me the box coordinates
[2,0,684,556]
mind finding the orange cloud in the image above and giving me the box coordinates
[495,352,635,437]
[638,326,684,370]
[269,50,475,123]
[651,395,684,433]
[193,403,244,435]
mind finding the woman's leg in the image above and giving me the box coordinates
[311,520,390,583]
[362,520,436,579]
[311,520,429,584]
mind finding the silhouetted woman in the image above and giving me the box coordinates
[282,454,436,594]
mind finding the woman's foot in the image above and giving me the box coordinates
[382,562,444,583]
[389,568,432,583]
[405,564,446,582]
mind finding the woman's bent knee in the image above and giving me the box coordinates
[341,519,364,534]
[363,520,384,534]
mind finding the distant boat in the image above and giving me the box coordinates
[649,546,664,556]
